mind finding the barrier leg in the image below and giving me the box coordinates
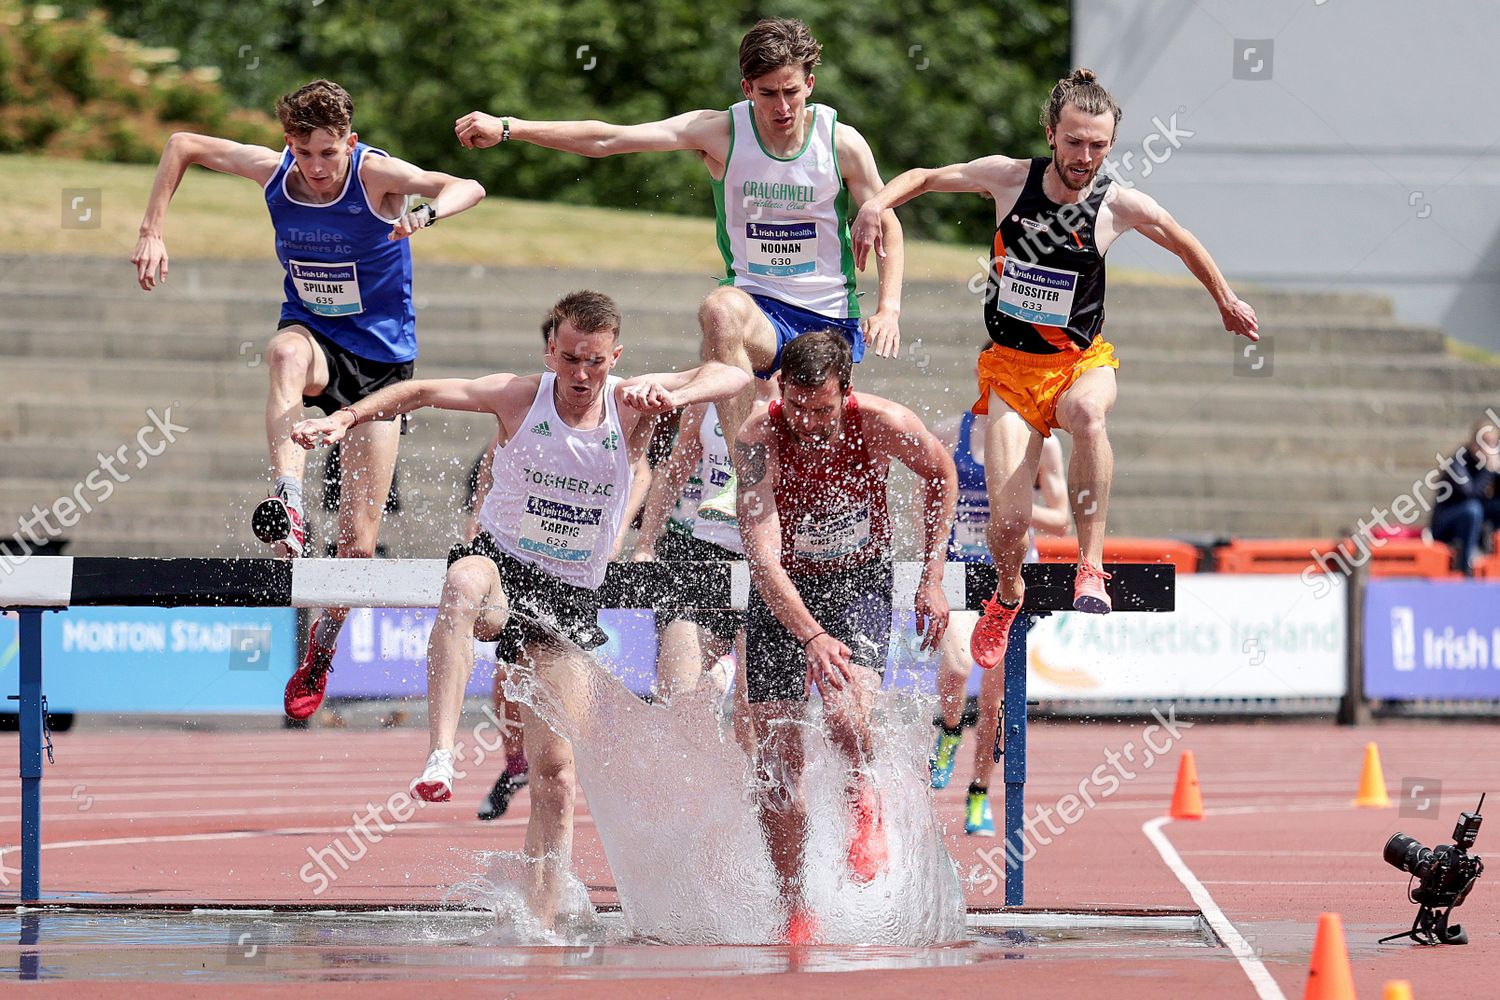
[17,609,43,901]
[1001,612,1037,907]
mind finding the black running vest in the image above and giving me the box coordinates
[983,157,1111,355]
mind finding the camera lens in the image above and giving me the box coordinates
[1384,833,1432,876]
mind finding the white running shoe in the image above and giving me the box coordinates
[412,749,455,802]
[696,470,738,523]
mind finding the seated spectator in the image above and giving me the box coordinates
[1430,417,1500,575]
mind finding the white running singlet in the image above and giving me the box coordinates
[478,373,634,589]
[667,403,742,554]
[713,101,858,319]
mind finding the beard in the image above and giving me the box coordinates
[1051,152,1099,192]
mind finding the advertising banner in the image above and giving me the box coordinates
[1019,575,1346,700]
[1365,580,1500,700]
[0,607,296,713]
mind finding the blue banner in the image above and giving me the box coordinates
[327,608,962,700]
[0,607,297,713]
[328,608,662,699]
[1365,580,1500,699]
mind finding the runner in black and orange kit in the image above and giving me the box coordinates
[851,68,1258,670]
[737,331,956,944]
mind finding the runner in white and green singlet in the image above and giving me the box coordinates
[454,17,906,522]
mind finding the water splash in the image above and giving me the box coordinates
[469,612,966,946]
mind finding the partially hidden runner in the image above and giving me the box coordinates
[929,403,1068,836]
[630,378,778,755]
[736,331,956,944]
[453,17,905,522]
[131,79,485,719]
[851,68,1258,670]
[291,290,750,928]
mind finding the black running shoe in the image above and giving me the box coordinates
[477,770,529,821]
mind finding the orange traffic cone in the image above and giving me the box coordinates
[1383,982,1413,1000]
[1354,742,1392,808]
[1169,751,1204,820]
[1304,912,1357,1000]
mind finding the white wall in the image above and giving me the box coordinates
[1074,0,1499,349]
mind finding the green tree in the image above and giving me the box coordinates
[62,0,1070,241]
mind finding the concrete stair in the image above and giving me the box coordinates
[2,252,1497,560]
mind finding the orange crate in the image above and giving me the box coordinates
[1216,537,1453,577]
[1215,538,1339,574]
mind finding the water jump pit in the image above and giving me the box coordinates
[0,903,1216,983]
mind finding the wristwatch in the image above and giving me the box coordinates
[417,203,438,227]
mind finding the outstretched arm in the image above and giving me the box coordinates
[454,109,729,161]
[1116,189,1259,340]
[850,155,1023,270]
[632,405,706,560]
[291,374,518,449]
[361,154,486,242]
[132,133,282,290]
[837,124,904,358]
[874,401,957,650]
[616,362,753,415]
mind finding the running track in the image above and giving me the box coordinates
[0,719,1494,997]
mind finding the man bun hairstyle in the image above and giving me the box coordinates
[781,330,853,393]
[1041,68,1121,136]
[275,80,355,138]
[739,18,822,81]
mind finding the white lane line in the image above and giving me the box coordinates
[1202,881,1390,887]
[1142,815,1287,1000]
[30,814,593,852]
[1180,851,1369,858]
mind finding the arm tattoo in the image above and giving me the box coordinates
[734,440,769,487]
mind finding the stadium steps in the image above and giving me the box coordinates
[1,253,1497,555]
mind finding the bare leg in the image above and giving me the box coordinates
[936,610,979,730]
[655,619,729,702]
[730,632,755,757]
[518,642,591,929]
[751,700,809,905]
[318,417,400,629]
[1053,367,1118,568]
[491,665,526,765]
[426,555,509,752]
[821,667,880,778]
[697,286,779,454]
[981,395,1045,604]
[969,658,1005,789]
[263,324,328,482]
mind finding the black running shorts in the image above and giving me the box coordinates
[447,532,607,663]
[279,320,415,417]
[652,528,745,642]
[745,559,893,703]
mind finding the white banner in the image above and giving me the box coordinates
[1024,575,1346,699]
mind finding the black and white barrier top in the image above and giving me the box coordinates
[0,557,1175,613]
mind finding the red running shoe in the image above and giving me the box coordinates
[785,906,819,945]
[969,595,1021,670]
[1073,560,1113,614]
[252,495,306,558]
[284,617,334,720]
[847,785,889,883]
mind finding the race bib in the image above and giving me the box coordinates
[794,504,871,562]
[517,495,603,563]
[746,221,817,277]
[290,260,363,317]
[995,256,1078,327]
[952,517,989,558]
[705,460,732,490]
